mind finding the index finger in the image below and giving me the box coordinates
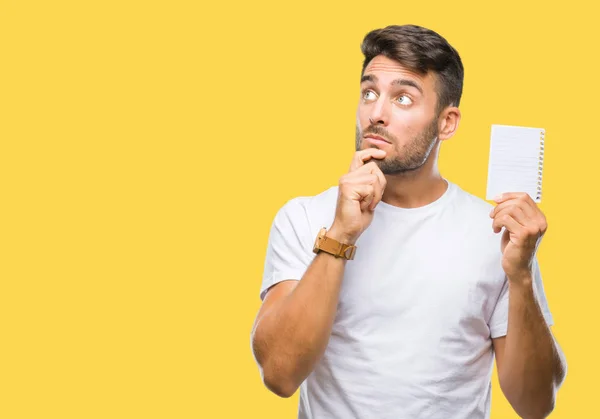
[492,192,529,204]
[349,148,387,172]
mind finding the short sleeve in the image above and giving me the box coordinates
[259,198,314,301]
[488,256,554,338]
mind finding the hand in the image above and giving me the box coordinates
[489,193,548,283]
[329,148,387,244]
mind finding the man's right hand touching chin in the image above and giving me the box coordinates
[329,148,387,244]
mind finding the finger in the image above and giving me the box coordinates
[355,161,387,190]
[372,167,387,210]
[350,184,375,211]
[489,201,507,219]
[492,213,524,235]
[341,173,379,189]
[494,206,528,229]
[517,195,541,220]
[490,196,541,226]
[343,171,378,181]
[361,195,373,212]
[493,192,529,204]
[340,178,375,199]
[515,195,548,234]
[356,161,387,195]
[344,172,383,211]
[490,198,531,219]
[489,199,534,220]
[351,163,386,210]
[369,174,384,211]
[350,148,387,172]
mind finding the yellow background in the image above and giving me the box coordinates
[0,0,595,417]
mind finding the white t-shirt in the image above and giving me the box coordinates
[260,180,553,419]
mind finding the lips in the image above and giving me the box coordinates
[364,134,391,144]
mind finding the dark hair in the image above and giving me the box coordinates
[361,25,464,113]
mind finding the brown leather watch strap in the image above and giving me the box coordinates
[313,228,356,260]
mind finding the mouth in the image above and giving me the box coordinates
[364,134,391,145]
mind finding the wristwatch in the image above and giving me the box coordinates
[312,227,357,260]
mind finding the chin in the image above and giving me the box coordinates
[362,142,383,151]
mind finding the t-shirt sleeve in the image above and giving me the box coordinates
[259,198,314,301]
[488,256,554,338]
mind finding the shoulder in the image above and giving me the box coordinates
[450,182,495,222]
[447,182,501,245]
[445,183,506,276]
[274,186,338,229]
[278,186,338,216]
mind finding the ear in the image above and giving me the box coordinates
[437,106,461,141]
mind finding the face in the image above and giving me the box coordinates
[355,55,440,175]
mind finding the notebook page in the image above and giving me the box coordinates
[486,125,545,203]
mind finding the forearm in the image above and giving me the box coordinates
[252,251,346,396]
[500,275,566,418]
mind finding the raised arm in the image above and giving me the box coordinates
[251,148,388,397]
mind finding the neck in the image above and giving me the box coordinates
[381,141,447,209]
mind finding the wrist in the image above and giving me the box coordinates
[507,272,534,291]
[327,224,357,245]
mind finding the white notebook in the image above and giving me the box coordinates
[486,124,545,203]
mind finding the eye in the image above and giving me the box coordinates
[362,90,377,101]
[397,95,413,106]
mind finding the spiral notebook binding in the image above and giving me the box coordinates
[536,130,545,201]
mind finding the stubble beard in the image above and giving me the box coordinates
[355,120,439,175]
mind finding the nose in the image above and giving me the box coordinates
[368,97,390,126]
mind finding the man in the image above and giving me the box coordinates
[251,24,566,419]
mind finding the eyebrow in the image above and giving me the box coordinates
[360,74,423,95]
